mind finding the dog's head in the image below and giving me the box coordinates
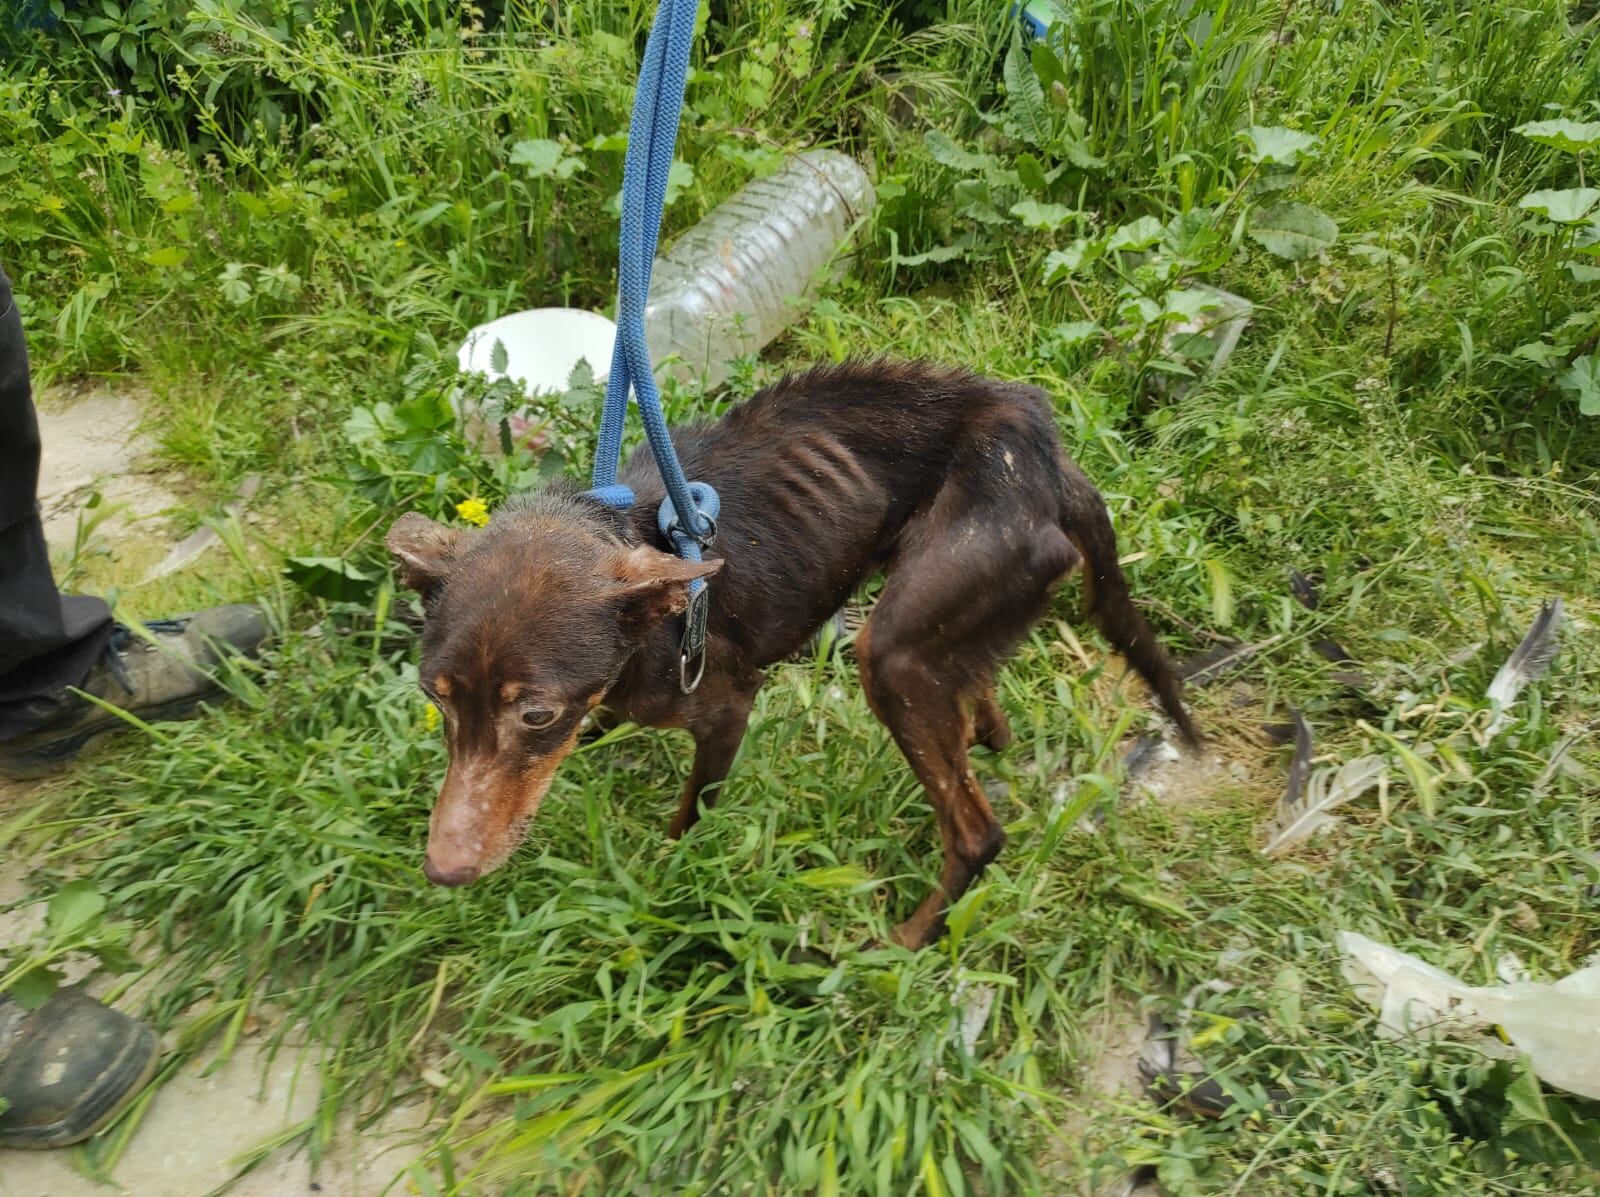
[386,497,719,886]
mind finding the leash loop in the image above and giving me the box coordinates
[657,481,720,550]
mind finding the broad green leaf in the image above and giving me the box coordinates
[586,130,628,154]
[1503,1055,1552,1132]
[590,30,630,59]
[1513,119,1600,154]
[944,884,992,945]
[1511,341,1563,366]
[1247,202,1338,260]
[96,942,138,974]
[664,160,694,205]
[511,141,582,180]
[1107,215,1163,252]
[1568,260,1600,284]
[892,243,967,268]
[1060,111,1106,170]
[1009,200,1077,231]
[1030,40,1069,91]
[5,964,61,1009]
[1118,295,1162,327]
[1003,26,1051,148]
[1203,557,1234,627]
[1163,288,1224,320]
[509,138,565,177]
[1015,151,1048,196]
[47,879,105,940]
[1051,320,1101,348]
[143,246,189,269]
[285,556,379,603]
[1518,188,1600,225]
[1557,354,1600,416]
[1240,125,1319,167]
[1572,218,1600,255]
[922,129,992,173]
[953,179,1008,225]
[490,337,509,375]
[1042,238,1099,282]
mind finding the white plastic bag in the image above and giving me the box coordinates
[1338,931,1600,1100]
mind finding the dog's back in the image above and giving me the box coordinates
[618,361,1194,745]
[618,361,1064,660]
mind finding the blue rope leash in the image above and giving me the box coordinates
[584,0,718,690]
[588,0,715,552]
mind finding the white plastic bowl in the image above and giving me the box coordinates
[456,307,616,395]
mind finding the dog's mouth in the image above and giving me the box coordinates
[422,749,568,885]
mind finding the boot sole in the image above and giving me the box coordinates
[0,691,218,780]
[0,1019,162,1149]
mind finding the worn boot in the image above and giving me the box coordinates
[0,605,267,778]
[0,989,161,1148]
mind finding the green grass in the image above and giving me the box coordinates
[3,0,1600,1193]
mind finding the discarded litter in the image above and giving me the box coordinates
[645,149,874,392]
[453,150,874,444]
[1338,930,1600,1101]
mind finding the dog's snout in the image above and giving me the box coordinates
[423,856,481,887]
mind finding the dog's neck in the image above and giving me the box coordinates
[494,485,690,725]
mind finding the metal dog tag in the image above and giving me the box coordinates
[679,583,710,694]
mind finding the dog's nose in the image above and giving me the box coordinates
[423,856,481,887]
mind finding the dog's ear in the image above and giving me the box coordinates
[606,545,722,632]
[387,512,465,594]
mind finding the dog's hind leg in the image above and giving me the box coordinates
[971,688,1012,752]
[859,480,1079,949]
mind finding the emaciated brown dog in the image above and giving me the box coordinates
[388,361,1196,948]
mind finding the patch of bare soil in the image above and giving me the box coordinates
[35,381,182,558]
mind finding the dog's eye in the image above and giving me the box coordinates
[520,706,560,730]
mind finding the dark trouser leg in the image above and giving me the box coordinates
[0,265,113,742]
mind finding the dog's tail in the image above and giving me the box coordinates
[1061,469,1200,748]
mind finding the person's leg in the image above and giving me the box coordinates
[0,263,269,776]
[0,264,115,740]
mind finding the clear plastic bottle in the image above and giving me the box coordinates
[645,149,875,391]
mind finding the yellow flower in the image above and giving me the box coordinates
[455,497,490,527]
[423,702,440,733]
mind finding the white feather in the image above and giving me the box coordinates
[1486,599,1563,736]
[1263,754,1388,856]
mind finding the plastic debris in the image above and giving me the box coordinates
[1338,930,1600,1100]
[645,150,874,391]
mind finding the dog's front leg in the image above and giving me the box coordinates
[668,680,761,838]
